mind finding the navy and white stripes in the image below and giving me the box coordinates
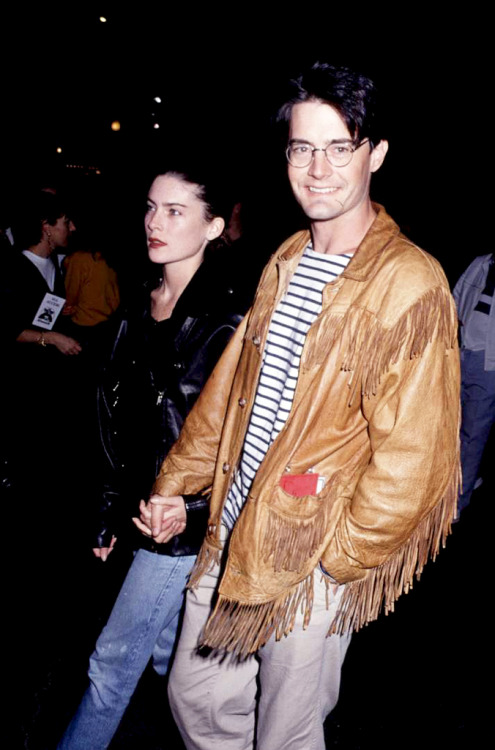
[222,245,351,530]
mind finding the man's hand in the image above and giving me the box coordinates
[133,494,186,544]
[92,535,117,561]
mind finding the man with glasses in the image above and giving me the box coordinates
[138,63,460,750]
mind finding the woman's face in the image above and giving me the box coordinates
[145,175,223,268]
[44,215,76,251]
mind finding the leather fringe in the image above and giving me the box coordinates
[200,571,314,657]
[193,286,459,655]
[262,506,327,572]
[199,457,460,655]
[188,538,222,589]
[261,476,341,572]
[329,459,460,635]
[304,286,457,402]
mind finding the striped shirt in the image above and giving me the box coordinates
[222,244,352,530]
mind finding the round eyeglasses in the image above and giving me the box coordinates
[286,138,370,168]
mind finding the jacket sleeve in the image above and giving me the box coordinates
[91,377,124,547]
[321,291,460,584]
[153,313,248,498]
[90,319,129,547]
[0,254,42,342]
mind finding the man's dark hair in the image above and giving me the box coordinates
[277,62,383,148]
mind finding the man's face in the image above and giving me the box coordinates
[287,101,387,225]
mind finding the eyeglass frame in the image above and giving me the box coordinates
[285,138,371,168]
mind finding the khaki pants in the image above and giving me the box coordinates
[168,562,351,750]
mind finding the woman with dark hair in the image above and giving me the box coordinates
[58,164,248,750]
[1,191,82,508]
[3,191,81,354]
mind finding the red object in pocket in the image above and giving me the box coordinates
[279,473,320,497]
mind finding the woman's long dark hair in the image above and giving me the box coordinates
[13,191,69,249]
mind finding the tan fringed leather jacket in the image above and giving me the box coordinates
[154,205,460,657]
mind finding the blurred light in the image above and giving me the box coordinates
[153,123,160,129]
[111,121,121,131]
[99,17,107,22]
[154,97,162,103]
[56,147,62,154]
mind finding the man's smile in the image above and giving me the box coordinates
[307,186,340,194]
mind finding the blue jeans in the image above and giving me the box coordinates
[58,549,195,750]
[458,349,495,512]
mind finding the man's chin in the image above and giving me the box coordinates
[304,207,343,222]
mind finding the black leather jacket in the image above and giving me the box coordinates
[94,254,247,555]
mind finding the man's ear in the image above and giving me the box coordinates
[370,140,389,173]
[206,216,225,242]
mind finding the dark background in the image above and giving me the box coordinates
[3,6,494,749]
[3,7,494,285]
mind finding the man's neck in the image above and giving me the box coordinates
[310,201,377,256]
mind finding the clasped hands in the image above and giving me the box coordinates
[133,494,187,544]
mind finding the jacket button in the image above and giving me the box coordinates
[252,335,261,346]
[238,397,247,407]
[222,462,231,473]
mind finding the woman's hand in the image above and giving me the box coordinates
[17,328,81,354]
[93,536,117,561]
[46,331,82,355]
[133,494,186,544]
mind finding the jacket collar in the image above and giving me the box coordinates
[277,204,401,283]
[142,252,230,324]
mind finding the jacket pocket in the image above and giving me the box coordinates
[261,477,339,573]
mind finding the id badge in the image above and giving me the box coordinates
[32,293,66,330]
